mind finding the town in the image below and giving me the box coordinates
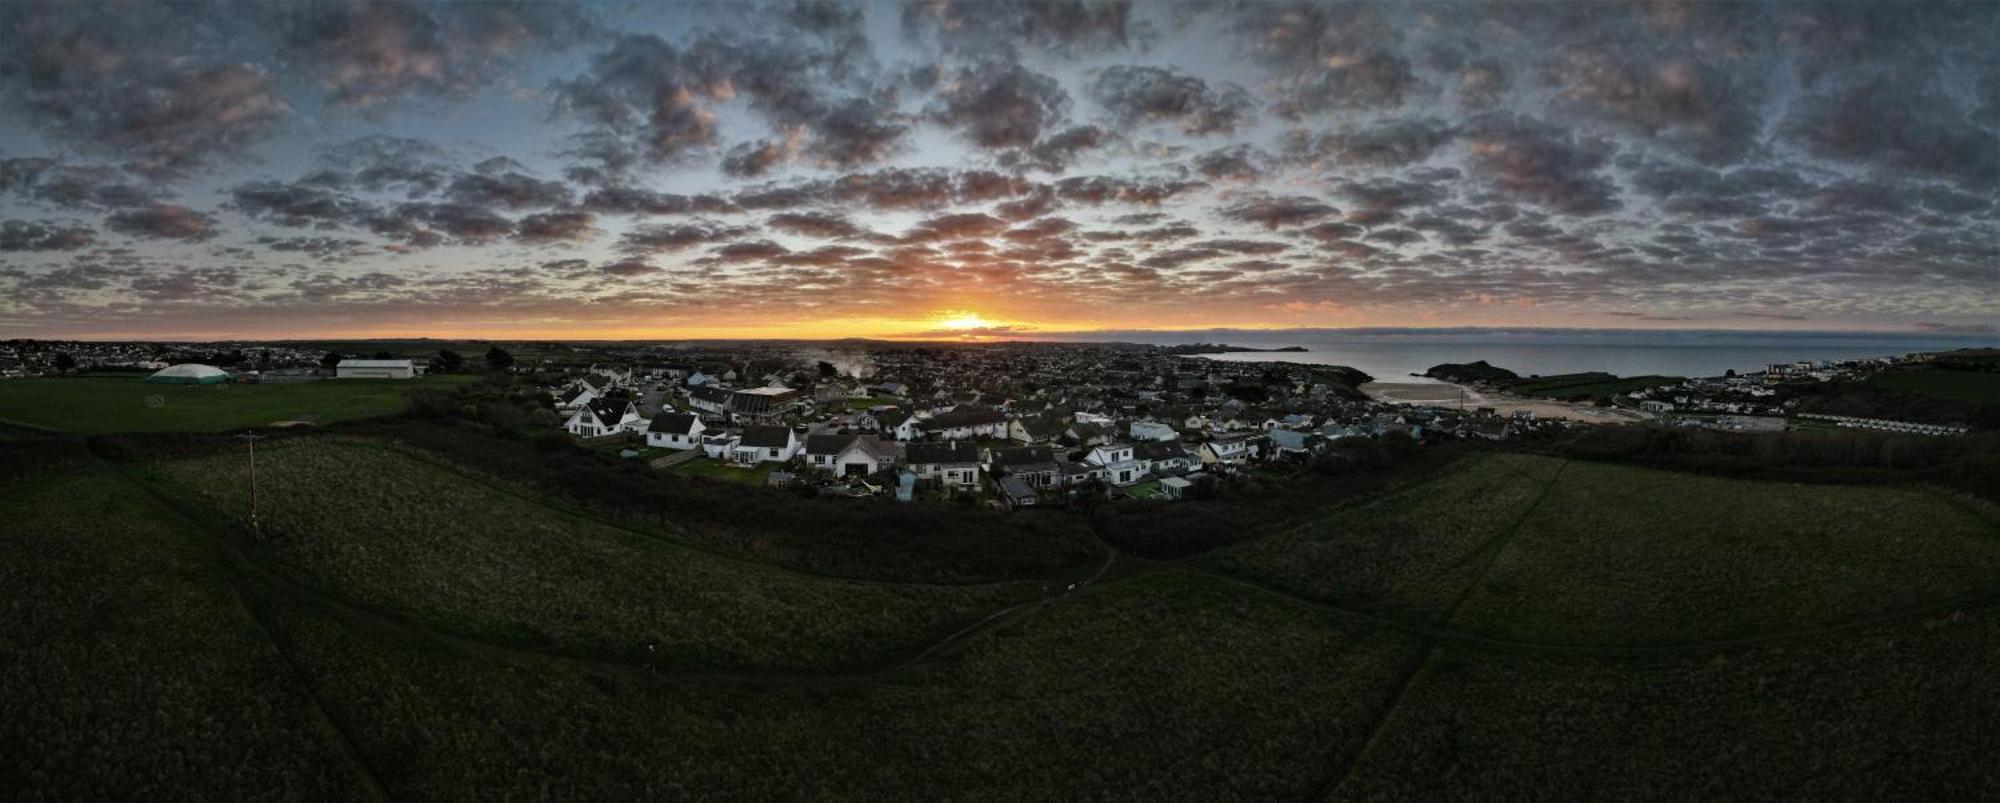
[4,338,1992,507]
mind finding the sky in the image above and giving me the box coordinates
[0,0,1994,341]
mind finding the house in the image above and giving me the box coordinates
[1135,440,1198,475]
[554,383,598,410]
[700,433,740,459]
[1268,428,1316,460]
[989,445,1059,488]
[731,425,801,464]
[1053,460,1104,490]
[1008,415,1062,444]
[1066,421,1110,446]
[905,441,981,490]
[995,475,1039,509]
[924,405,1009,440]
[804,434,898,477]
[1129,420,1178,442]
[645,412,705,449]
[1084,442,1146,486]
[1199,434,1254,465]
[565,398,641,438]
[729,387,803,424]
[687,385,732,418]
[1158,475,1193,500]
[869,409,925,441]
[335,358,415,379]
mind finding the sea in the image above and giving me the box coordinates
[1048,329,2000,383]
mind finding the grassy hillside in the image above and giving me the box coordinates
[147,438,1034,671]
[7,440,2000,797]
[0,375,477,433]
[1865,370,2000,404]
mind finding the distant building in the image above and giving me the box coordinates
[145,363,229,385]
[335,359,415,379]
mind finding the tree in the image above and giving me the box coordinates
[818,360,838,378]
[320,351,344,370]
[485,346,515,371]
[52,352,76,373]
[437,349,465,373]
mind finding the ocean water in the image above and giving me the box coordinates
[1060,329,1999,383]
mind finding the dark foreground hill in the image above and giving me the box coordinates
[6,429,2000,798]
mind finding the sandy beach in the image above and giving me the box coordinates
[1362,381,1650,423]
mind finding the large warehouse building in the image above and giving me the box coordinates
[335,359,417,379]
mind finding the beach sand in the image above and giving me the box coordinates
[1363,381,1649,423]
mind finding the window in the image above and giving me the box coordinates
[769,448,780,458]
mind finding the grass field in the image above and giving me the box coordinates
[1508,373,1684,399]
[0,375,478,433]
[1866,370,2000,404]
[150,439,1031,671]
[663,456,783,484]
[9,437,2000,797]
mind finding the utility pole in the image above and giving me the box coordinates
[236,433,265,541]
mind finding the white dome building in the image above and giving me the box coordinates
[144,363,230,385]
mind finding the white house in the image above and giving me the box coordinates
[335,358,415,379]
[1129,420,1178,442]
[868,409,925,441]
[804,433,898,477]
[905,441,981,490]
[1084,442,1147,486]
[565,399,642,438]
[923,405,1009,440]
[1199,434,1255,465]
[645,412,706,449]
[731,425,801,464]
[1136,441,1198,475]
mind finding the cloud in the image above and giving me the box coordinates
[285,0,593,108]
[902,0,1136,57]
[1220,195,1338,228]
[766,212,868,239]
[445,171,573,209]
[514,211,599,244]
[0,220,96,251]
[105,204,218,241]
[393,202,514,243]
[1090,65,1255,135]
[620,221,754,254]
[1294,119,1455,168]
[1463,117,1620,215]
[928,62,1070,149]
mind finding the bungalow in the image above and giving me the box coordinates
[1129,420,1179,442]
[1135,441,1198,475]
[1066,421,1110,446]
[1084,442,1147,486]
[1053,460,1104,490]
[804,434,898,477]
[645,412,706,449]
[1268,428,1316,461]
[905,441,981,491]
[564,398,642,438]
[1008,415,1062,444]
[731,425,801,464]
[989,445,1059,488]
[924,405,1009,440]
[994,475,1039,509]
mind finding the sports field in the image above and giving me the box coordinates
[0,375,477,433]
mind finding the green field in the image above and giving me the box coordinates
[8,440,2000,796]
[662,455,784,484]
[1507,372,1684,400]
[1866,370,2000,404]
[0,375,478,433]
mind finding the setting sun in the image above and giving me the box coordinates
[932,311,997,331]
